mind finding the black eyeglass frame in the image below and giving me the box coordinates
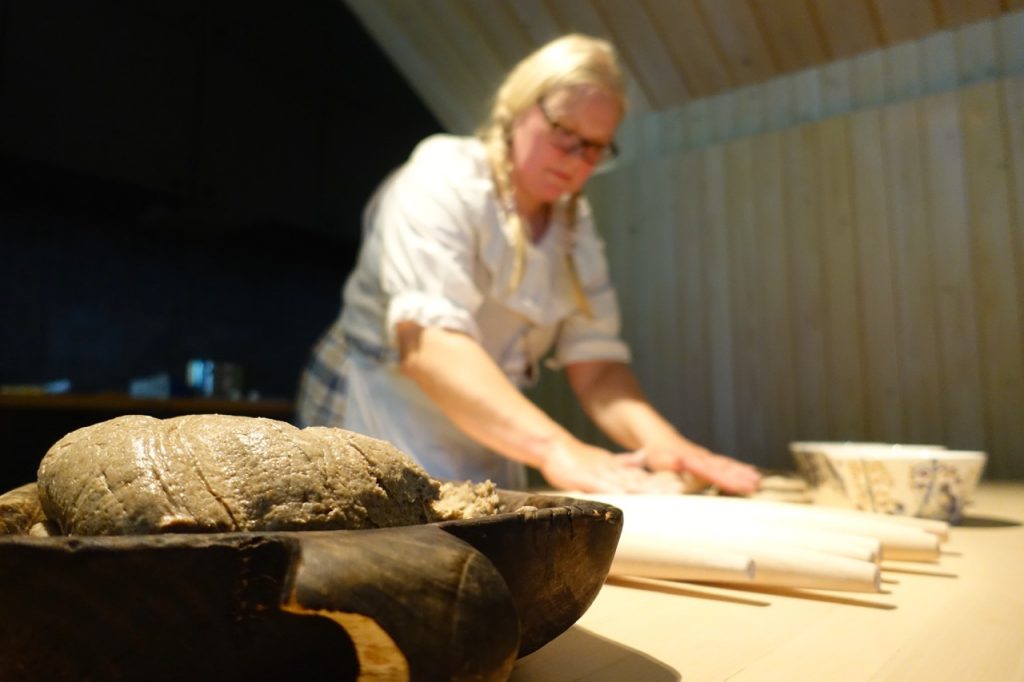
[536,97,619,166]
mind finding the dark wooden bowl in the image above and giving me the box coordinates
[0,484,622,681]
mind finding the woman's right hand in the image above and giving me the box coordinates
[539,440,684,494]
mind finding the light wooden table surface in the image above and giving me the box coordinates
[511,483,1024,682]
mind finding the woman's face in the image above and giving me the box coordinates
[509,85,621,215]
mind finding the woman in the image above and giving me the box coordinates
[298,34,760,495]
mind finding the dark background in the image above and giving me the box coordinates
[0,0,442,401]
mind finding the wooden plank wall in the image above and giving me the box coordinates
[530,12,1024,479]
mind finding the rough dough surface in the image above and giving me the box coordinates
[433,480,500,520]
[0,482,44,535]
[37,414,470,536]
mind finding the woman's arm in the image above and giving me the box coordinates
[565,360,761,493]
[395,322,680,493]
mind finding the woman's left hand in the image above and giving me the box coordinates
[640,442,761,495]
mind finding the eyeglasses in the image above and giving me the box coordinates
[536,98,618,166]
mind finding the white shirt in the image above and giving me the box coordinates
[298,134,630,488]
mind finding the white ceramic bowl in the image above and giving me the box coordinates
[789,442,897,504]
[815,444,986,523]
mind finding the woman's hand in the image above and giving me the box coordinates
[566,360,761,495]
[641,442,761,494]
[539,441,685,494]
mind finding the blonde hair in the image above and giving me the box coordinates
[477,34,627,317]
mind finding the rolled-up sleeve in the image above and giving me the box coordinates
[553,215,631,366]
[374,142,487,346]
